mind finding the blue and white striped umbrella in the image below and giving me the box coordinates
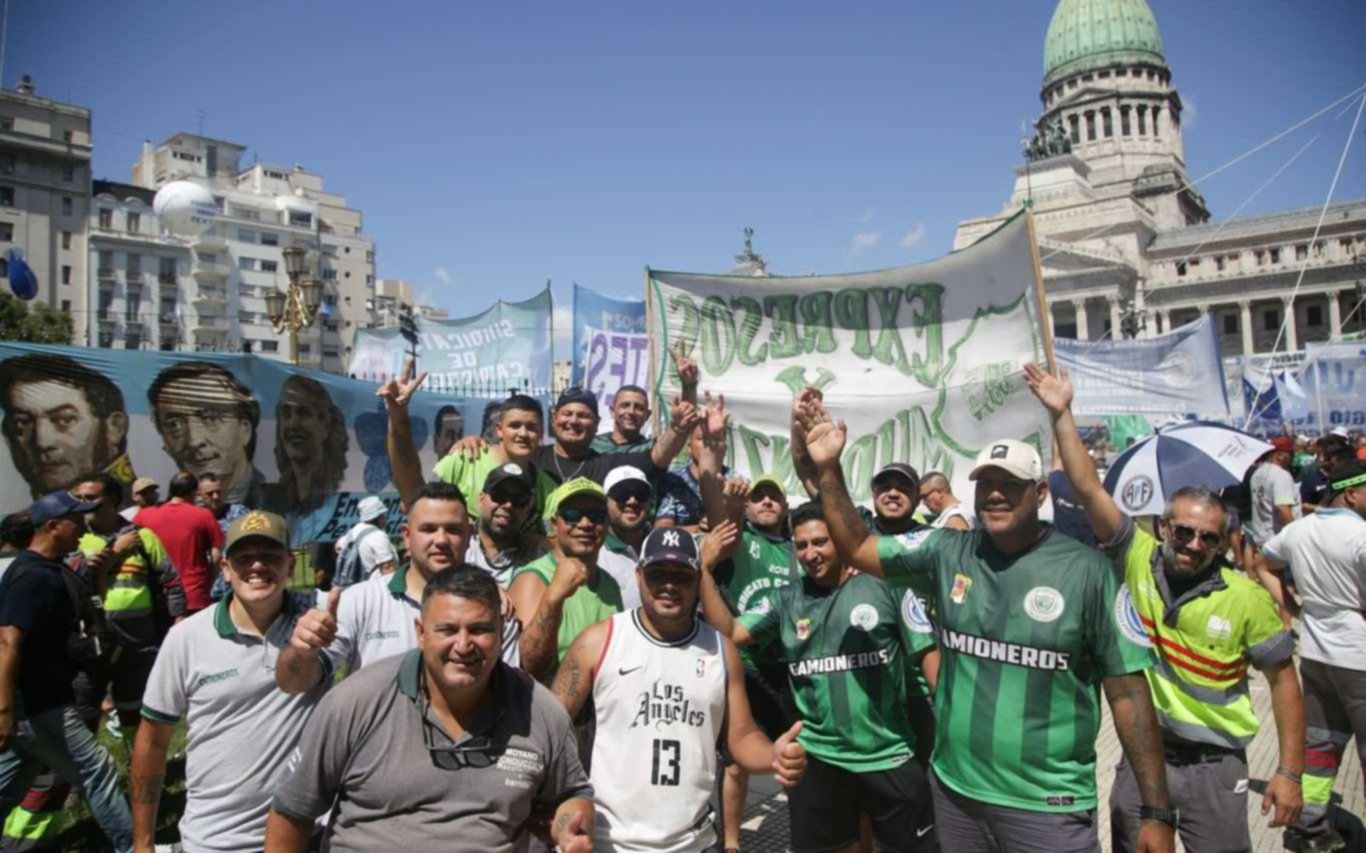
[1102,421,1273,517]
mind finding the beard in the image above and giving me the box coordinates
[1160,538,1216,577]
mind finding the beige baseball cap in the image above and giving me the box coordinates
[968,439,1043,482]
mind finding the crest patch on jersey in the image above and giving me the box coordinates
[896,529,933,551]
[901,590,933,634]
[795,618,812,640]
[1023,586,1065,623]
[950,573,973,604]
[850,603,879,632]
[1205,614,1232,642]
[1114,584,1152,648]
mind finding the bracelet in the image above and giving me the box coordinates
[1275,766,1302,784]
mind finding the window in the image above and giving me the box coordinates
[1223,315,1237,335]
[260,340,278,353]
[299,343,311,355]
[1255,250,1266,266]
[159,258,177,283]
[1068,114,1080,144]
[61,231,71,250]
[61,196,72,215]
[0,118,10,131]
[98,208,113,228]
[1137,107,1148,135]
[321,243,338,256]
[1215,256,1226,272]
[160,299,176,320]
[365,250,374,263]
[323,347,340,358]
[288,212,312,227]
[321,268,337,281]
[1151,108,1161,139]
[1269,248,1281,264]
[98,250,113,272]
[124,335,142,350]
[1263,309,1280,331]
[1120,107,1131,136]
[126,296,141,320]
[127,254,142,276]
[0,257,9,276]
[0,154,14,174]
[160,339,176,352]
[1085,112,1096,141]
[1294,244,1308,261]
[1175,261,1187,277]
[260,259,278,273]
[62,130,73,142]
[0,186,15,206]
[60,299,70,313]
[259,232,279,246]
[366,274,374,286]
[265,169,286,180]
[1101,108,1113,138]
[238,229,257,243]
[1307,305,1324,326]
[0,223,10,241]
[238,257,257,271]
[60,265,71,285]
[63,164,75,182]
[127,212,140,233]
[1313,241,1324,257]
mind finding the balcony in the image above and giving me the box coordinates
[193,285,227,308]
[97,267,116,281]
[125,274,144,292]
[124,315,144,329]
[158,273,177,285]
[193,230,229,251]
[192,316,229,335]
[191,259,230,280]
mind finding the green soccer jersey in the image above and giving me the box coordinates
[878,527,1153,812]
[740,572,936,773]
[714,522,794,669]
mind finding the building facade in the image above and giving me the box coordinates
[372,277,447,329]
[954,0,1366,354]
[0,75,92,328]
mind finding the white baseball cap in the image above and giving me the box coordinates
[357,495,387,522]
[603,465,652,499]
[968,439,1043,482]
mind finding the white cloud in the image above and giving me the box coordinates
[553,302,573,354]
[850,232,883,255]
[1182,95,1197,129]
[433,267,451,285]
[900,223,927,250]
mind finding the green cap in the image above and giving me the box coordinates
[749,473,787,501]
[543,476,607,522]
[224,510,290,554]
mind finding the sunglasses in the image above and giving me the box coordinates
[557,507,607,525]
[609,487,652,505]
[487,489,531,509]
[1169,524,1222,548]
[421,718,497,771]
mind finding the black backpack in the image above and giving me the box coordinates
[10,556,112,669]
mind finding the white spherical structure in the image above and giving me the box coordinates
[152,181,217,236]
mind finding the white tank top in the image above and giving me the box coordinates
[590,609,728,852]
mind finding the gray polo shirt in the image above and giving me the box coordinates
[273,650,592,853]
[142,590,328,853]
[599,530,643,611]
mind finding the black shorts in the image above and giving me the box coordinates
[787,755,936,853]
[110,643,158,711]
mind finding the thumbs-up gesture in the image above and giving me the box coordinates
[553,810,593,853]
[290,587,341,654]
[772,720,807,788]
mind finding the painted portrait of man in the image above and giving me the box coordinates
[433,405,465,459]
[265,374,348,513]
[148,361,264,507]
[0,353,133,497]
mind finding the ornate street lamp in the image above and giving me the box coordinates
[266,245,324,364]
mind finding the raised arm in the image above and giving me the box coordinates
[1024,362,1127,544]
[276,587,341,694]
[790,388,821,499]
[1103,673,1175,853]
[651,342,701,469]
[698,392,736,529]
[796,395,883,575]
[378,357,430,512]
[550,621,608,722]
[131,718,175,853]
[696,521,751,646]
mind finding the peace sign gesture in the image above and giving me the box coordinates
[669,339,699,388]
[375,357,428,413]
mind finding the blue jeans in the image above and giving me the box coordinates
[0,704,132,853]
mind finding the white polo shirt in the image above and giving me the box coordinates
[1263,508,1366,671]
[141,590,328,853]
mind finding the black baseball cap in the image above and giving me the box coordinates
[872,463,921,490]
[555,386,598,412]
[638,526,700,572]
[1328,459,1366,494]
[483,462,535,495]
[28,491,101,525]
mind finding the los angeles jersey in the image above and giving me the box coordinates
[590,610,727,852]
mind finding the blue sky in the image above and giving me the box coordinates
[13,1,1366,333]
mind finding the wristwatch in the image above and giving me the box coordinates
[1138,806,1179,829]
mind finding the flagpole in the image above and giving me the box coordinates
[645,265,658,437]
[1025,211,1056,373]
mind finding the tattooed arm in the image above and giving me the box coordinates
[1104,673,1176,853]
[514,557,588,680]
[551,621,609,722]
[131,719,175,853]
[550,798,595,853]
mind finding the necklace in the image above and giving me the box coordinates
[552,447,588,482]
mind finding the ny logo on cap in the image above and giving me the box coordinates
[990,444,1009,459]
[662,530,681,548]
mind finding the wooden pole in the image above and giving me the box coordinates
[644,265,659,437]
[1025,211,1057,373]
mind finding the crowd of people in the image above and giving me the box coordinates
[0,352,1362,853]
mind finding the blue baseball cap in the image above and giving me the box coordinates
[638,526,700,572]
[28,490,101,526]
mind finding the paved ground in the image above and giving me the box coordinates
[734,660,1365,852]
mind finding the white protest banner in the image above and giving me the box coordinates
[1055,315,1230,418]
[646,211,1053,503]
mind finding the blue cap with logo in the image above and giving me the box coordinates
[638,526,700,572]
[28,490,101,526]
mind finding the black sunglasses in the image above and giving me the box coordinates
[1169,524,1222,548]
[487,489,531,509]
[558,507,607,525]
[421,719,497,771]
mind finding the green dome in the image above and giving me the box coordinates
[1043,0,1167,87]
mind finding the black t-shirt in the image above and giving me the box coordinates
[1047,470,1100,549]
[0,550,77,714]
[535,444,662,486]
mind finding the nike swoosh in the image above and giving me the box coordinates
[916,825,934,838]
[618,666,643,675]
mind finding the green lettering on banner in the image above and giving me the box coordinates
[700,296,735,375]
[868,287,913,373]
[833,289,873,360]
[844,431,879,502]
[734,423,798,495]
[907,284,946,385]
[731,297,768,366]
[668,293,700,355]
[798,291,837,355]
[762,294,803,361]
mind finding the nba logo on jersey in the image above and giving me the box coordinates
[950,573,973,604]
[695,658,707,677]
[796,618,812,640]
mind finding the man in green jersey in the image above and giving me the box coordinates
[796,394,1175,853]
[508,478,624,681]
[699,504,938,853]
[1025,362,1305,853]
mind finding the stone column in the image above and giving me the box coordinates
[1281,295,1298,352]
[1239,300,1254,356]
[1108,295,1123,339]
[1328,290,1343,339]
[1071,299,1089,341]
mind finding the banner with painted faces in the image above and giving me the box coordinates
[0,343,518,542]
[647,212,1053,503]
